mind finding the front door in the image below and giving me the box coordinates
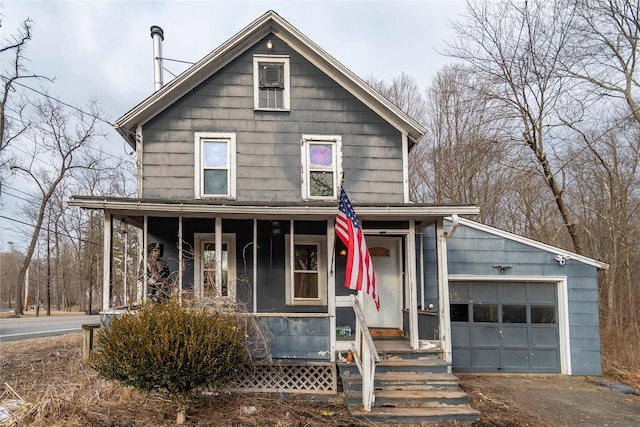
[363,236,402,329]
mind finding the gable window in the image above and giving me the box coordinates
[194,132,236,199]
[253,55,290,110]
[285,235,327,305]
[301,135,342,200]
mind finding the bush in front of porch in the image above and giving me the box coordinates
[91,299,246,424]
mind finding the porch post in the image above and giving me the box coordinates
[143,216,148,301]
[178,216,183,303]
[253,219,257,313]
[327,219,336,361]
[103,211,112,311]
[408,220,419,349]
[215,217,222,296]
[436,218,452,366]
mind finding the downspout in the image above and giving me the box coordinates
[150,26,164,92]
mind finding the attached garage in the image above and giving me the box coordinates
[419,218,608,376]
[450,281,561,373]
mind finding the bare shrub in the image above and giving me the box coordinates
[91,299,246,424]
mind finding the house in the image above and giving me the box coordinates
[69,10,605,422]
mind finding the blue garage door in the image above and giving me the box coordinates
[450,281,559,373]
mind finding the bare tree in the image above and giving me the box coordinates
[0,18,51,157]
[9,96,104,314]
[411,64,519,224]
[565,0,640,125]
[446,0,585,253]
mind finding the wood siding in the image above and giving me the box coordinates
[141,35,404,204]
[420,223,602,376]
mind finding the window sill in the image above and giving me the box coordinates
[254,108,290,112]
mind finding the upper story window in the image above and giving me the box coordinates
[301,135,342,200]
[194,132,236,199]
[253,55,290,110]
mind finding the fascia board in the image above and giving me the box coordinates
[68,198,479,220]
[115,11,426,147]
[453,217,610,270]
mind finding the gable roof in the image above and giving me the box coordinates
[453,217,609,270]
[115,10,426,148]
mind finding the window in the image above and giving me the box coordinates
[253,55,290,110]
[531,305,556,324]
[194,132,236,199]
[473,304,498,323]
[285,235,326,305]
[502,304,527,323]
[195,233,236,300]
[450,303,469,322]
[301,135,342,200]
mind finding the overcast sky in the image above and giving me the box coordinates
[0,0,467,250]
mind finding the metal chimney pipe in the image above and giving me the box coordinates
[150,25,164,92]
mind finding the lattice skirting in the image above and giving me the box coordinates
[227,361,337,394]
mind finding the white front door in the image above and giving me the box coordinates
[363,236,402,329]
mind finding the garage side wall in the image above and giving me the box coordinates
[421,223,602,376]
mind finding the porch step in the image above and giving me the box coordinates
[349,406,481,424]
[341,371,460,392]
[337,350,479,424]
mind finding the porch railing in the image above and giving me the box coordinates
[349,294,380,412]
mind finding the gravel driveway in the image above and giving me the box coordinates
[458,374,640,426]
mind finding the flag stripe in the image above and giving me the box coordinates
[336,186,379,310]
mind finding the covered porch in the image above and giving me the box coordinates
[69,196,478,396]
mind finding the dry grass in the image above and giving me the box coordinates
[0,334,368,426]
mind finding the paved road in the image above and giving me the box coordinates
[0,315,101,342]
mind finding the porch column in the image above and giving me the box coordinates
[178,216,183,303]
[408,220,419,349]
[103,212,112,311]
[215,217,222,296]
[327,219,336,361]
[436,218,452,366]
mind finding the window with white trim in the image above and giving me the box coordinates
[285,235,327,305]
[194,132,236,199]
[194,233,236,300]
[301,135,341,200]
[253,55,290,110]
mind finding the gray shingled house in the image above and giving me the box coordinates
[69,11,606,423]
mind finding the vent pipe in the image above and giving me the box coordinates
[150,25,164,92]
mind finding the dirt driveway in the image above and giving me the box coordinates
[459,374,640,426]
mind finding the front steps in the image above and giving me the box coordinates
[337,341,479,423]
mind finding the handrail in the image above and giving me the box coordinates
[349,294,380,412]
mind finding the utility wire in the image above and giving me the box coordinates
[0,214,103,247]
[8,80,115,127]
[3,111,136,165]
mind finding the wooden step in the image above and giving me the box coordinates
[336,352,479,424]
[349,406,480,423]
[341,371,459,392]
[346,389,470,408]
[369,328,404,337]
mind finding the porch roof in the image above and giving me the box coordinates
[68,196,479,222]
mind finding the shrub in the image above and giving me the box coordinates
[92,299,246,423]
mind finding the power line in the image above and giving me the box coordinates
[3,111,136,166]
[8,79,115,127]
[0,214,103,247]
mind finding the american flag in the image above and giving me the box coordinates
[336,186,379,310]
